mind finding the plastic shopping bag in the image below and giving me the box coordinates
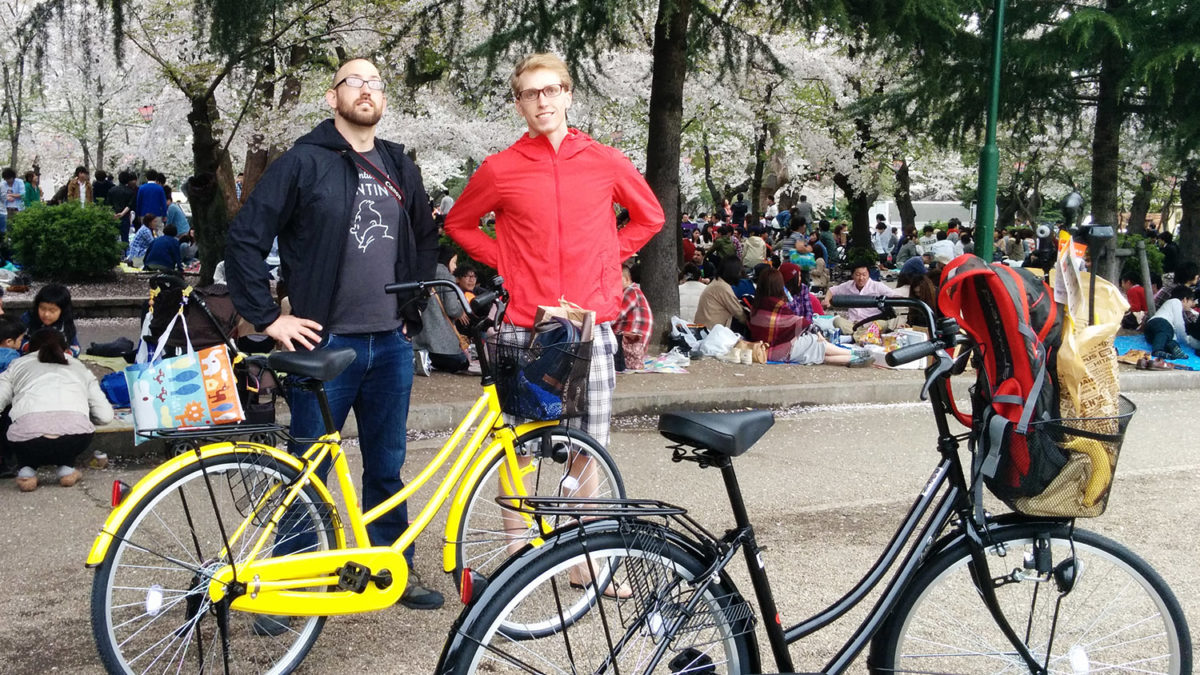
[696,324,741,357]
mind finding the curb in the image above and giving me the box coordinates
[94,369,1189,458]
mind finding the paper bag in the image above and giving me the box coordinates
[534,299,595,342]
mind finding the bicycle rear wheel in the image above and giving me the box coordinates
[872,522,1192,673]
[439,520,758,675]
[454,426,624,582]
[91,447,338,675]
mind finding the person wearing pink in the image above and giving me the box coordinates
[826,262,897,333]
[444,52,664,447]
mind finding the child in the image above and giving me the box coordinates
[0,328,114,491]
[0,315,24,478]
[20,283,80,357]
[1143,285,1199,361]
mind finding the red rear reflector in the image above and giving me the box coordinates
[460,569,474,605]
[775,612,782,625]
[112,480,130,507]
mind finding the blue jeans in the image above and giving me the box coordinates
[284,329,415,563]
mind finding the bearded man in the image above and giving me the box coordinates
[226,58,442,618]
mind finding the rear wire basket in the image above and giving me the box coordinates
[489,328,592,421]
[1009,395,1136,518]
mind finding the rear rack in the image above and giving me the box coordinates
[496,496,723,548]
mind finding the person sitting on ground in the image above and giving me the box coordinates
[0,328,113,491]
[126,214,158,267]
[779,263,824,322]
[826,261,897,333]
[928,229,957,267]
[894,257,938,328]
[0,315,23,478]
[695,256,750,336]
[740,225,768,271]
[178,232,199,265]
[678,263,707,323]
[412,245,470,376]
[20,283,80,356]
[1143,285,1199,361]
[918,224,937,251]
[894,227,921,267]
[613,262,653,371]
[750,268,868,366]
[143,223,184,274]
[1154,260,1198,308]
[454,262,478,307]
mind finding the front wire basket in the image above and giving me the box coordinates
[1010,394,1137,518]
[489,327,592,421]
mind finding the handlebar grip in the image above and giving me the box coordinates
[829,295,886,309]
[885,339,940,367]
[470,290,500,316]
[384,281,424,295]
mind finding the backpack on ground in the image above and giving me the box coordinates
[937,255,1064,504]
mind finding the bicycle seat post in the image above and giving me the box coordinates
[314,383,336,436]
[715,455,796,672]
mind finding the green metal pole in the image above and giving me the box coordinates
[974,0,1007,262]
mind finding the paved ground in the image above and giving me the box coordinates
[0,391,1195,673]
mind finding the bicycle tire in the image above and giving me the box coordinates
[453,426,625,583]
[439,519,759,675]
[91,447,338,675]
[871,522,1192,674]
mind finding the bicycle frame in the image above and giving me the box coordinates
[675,323,1052,674]
[88,376,562,620]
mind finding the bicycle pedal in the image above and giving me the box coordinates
[337,561,393,593]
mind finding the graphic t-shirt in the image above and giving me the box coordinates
[327,147,404,334]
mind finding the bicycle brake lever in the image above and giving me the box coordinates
[919,351,955,401]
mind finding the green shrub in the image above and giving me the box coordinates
[1118,234,1164,279]
[9,203,126,279]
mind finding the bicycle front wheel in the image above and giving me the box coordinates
[91,447,338,675]
[873,522,1192,673]
[440,520,758,675]
[454,426,625,582]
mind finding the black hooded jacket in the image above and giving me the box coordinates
[226,119,438,334]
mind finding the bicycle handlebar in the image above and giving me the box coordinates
[384,276,507,320]
[885,339,941,367]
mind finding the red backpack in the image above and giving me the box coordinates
[937,255,1064,502]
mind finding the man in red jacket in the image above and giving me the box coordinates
[445,52,664,447]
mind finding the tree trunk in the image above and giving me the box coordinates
[1089,0,1124,282]
[1178,167,1200,266]
[893,160,916,232]
[187,92,239,285]
[702,141,721,209]
[1127,172,1154,237]
[750,120,768,217]
[833,172,873,258]
[1160,181,1176,232]
[640,0,691,345]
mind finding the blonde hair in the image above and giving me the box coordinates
[510,53,573,98]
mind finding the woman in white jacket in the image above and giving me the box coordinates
[0,328,113,491]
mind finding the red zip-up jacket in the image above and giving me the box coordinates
[444,129,664,327]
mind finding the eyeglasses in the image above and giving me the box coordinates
[515,83,567,102]
[334,76,386,91]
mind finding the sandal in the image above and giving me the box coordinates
[568,567,633,599]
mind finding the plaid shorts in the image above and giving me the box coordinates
[499,322,617,448]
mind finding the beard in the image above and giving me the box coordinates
[337,95,383,127]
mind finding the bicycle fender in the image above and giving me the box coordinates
[85,443,340,567]
[440,420,560,575]
[923,513,1070,562]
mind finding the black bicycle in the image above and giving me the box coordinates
[437,295,1191,674]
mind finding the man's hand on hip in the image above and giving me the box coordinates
[266,315,324,351]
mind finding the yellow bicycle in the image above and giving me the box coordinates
[86,278,625,674]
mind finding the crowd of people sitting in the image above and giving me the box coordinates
[0,165,198,271]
